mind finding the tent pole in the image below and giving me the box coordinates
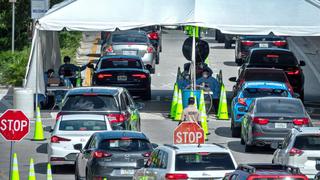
[35,40,38,110]
[192,26,196,91]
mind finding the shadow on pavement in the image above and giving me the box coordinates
[223,61,238,67]
[36,143,48,154]
[214,127,232,138]
[227,141,275,154]
[35,163,75,175]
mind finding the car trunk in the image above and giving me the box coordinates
[95,69,148,85]
[112,43,149,57]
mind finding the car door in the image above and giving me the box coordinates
[123,90,140,131]
[77,135,95,178]
[242,102,254,142]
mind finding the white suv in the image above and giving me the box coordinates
[133,144,237,180]
[48,114,112,166]
[272,127,320,179]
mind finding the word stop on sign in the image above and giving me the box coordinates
[0,119,28,132]
[175,131,203,144]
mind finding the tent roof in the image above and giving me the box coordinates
[38,0,320,36]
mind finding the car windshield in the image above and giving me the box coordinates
[175,153,235,171]
[62,95,118,111]
[294,135,320,150]
[112,33,148,43]
[98,139,152,152]
[100,58,142,69]
[250,51,298,66]
[59,120,107,131]
[243,88,289,98]
[256,99,304,114]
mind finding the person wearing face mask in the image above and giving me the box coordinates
[196,69,220,113]
[183,61,213,79]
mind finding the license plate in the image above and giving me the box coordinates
[123,50,137,55]
[275,123,287,128]
[259,43,269,48]
[117,75,127,81]
[120,169,134,175]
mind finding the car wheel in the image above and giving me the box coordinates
[231,123,240,137]
[155,54,160,64]
[142,87,151,100]
[245,143,254,152]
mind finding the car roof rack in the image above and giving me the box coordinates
[212,143,226,149]
[237,164,301,174]
[164,144,179,149]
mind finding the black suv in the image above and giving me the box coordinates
[224,164,308,180]
[239,48,305,100]
[56,87,142,131]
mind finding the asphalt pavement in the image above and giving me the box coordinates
[0,30,320,180]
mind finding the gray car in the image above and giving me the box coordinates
[74,131,155,180]
[241,97,311,152]
[101,30,156,73]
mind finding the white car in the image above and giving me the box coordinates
[272,127,320,179]
[133,143,237,180]
[48,114,112,166]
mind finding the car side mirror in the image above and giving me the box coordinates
[300,61,306,66]
[229,77,237,82]
[293,93,300,98]
[44,126,53,132]
[238,107,247,112]
[74,143,83,151]
[136,158,145,168]
[135,102,144,110]
[151,143,158,149]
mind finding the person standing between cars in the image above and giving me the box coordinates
[58,56,91,87]
[181,97,201,124]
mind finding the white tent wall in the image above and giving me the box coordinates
[24,29,61,95]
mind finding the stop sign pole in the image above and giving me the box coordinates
[0,109,30,180]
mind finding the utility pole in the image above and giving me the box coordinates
[9,0,16,53]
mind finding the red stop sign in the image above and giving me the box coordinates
[173,121,204,144]
[0,109,30,141]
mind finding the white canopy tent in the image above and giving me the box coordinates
[25,0,320,96]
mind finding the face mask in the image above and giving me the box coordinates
[203,74,208,78]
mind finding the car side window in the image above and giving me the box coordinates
[125,91,135,107]
[88,137,97,149]
[148,150,159,168]
[120,93,127,111]
[282,133,292,149]
[84,135,94,150]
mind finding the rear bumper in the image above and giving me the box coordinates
[252,136,285,146]
[48,145,78,165]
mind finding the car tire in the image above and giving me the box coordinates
[142,87,152,100]
[231,123,241,138]
[155,54,160,65]
[245,143,254,152]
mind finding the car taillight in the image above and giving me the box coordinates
[105,46,113,53]
[238,98,247,106]
[55,112,62,121]
[273,40,287,47]
[287,69,300,75]
[132,74,147,79]
[142,152,151,157]
[147,46,153,53]
[289,147,304,156]
[241,41,254,46]
[293,118,309,125]
[253,117,269,125]
[98,74,112,79]
[165,173,188,180]
[147,32,159,40]
[50,135,71,143]
[92,150,112,158]
[107,114,126,124]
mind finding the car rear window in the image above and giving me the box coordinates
[112,34,148,43]
[100,58,142,69]
[98,139,152,152]
[62,95,118,111]
[243,88,289,98]
[256,99,304,114]
[250,51,298,66]
[59,120,107,131]
[244,71,287,82]
[175,153,235,171]
[294,135,320,150]
[242,35,285,41]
